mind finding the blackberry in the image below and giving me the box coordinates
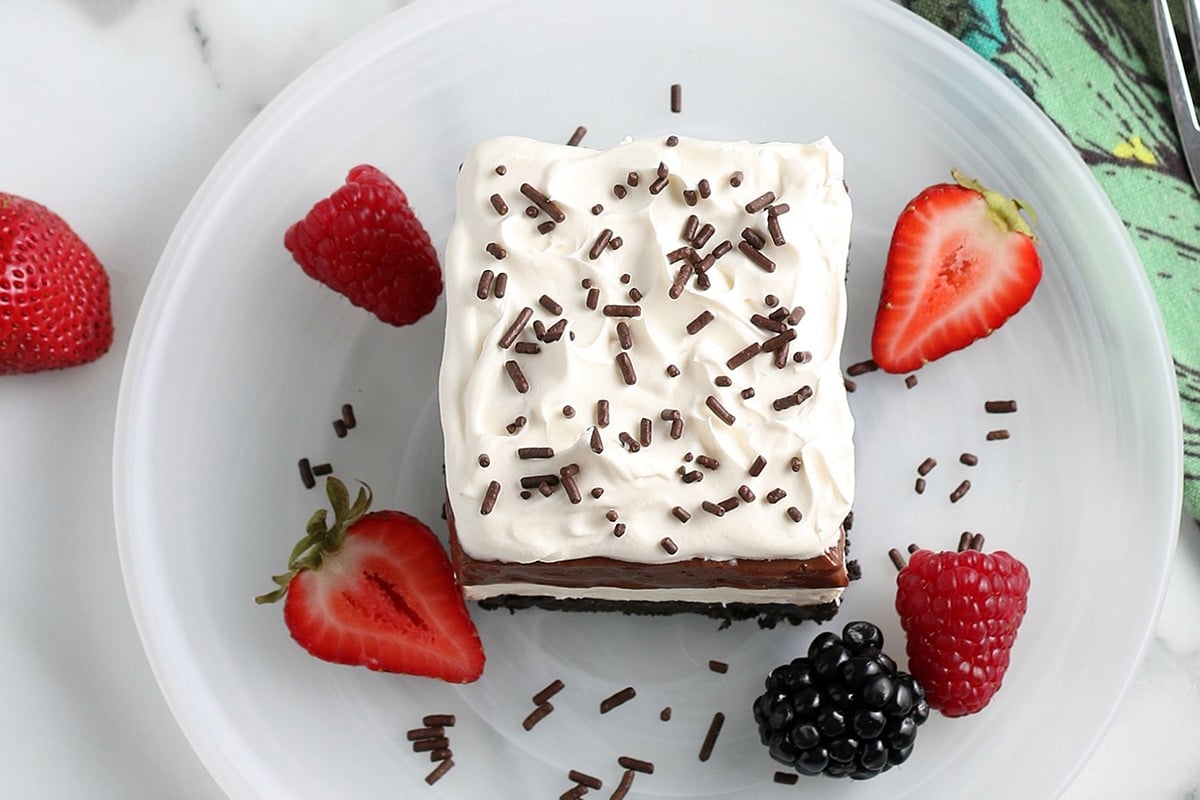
[752,621,929,780]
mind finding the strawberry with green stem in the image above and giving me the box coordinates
[257,477,484,683]
[871,170,1042,373]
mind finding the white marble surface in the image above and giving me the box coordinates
[1,2,1197,797]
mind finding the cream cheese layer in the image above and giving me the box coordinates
[440,135,853,565]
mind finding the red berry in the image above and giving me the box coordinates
[284,165,442,326]
[894,546,1029,717]
[0,192,113,375]
[257,478,484,683]
[870,170,1042,373]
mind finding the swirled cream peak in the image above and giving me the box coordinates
[439,135,853,565]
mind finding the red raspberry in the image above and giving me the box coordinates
[284,165,441,326]
[894,544,1029,717]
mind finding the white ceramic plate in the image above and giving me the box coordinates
[113,0,1182,797]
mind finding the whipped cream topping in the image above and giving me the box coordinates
[439,135,854,565]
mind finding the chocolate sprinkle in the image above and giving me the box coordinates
[682,470,703,484]
[533,680,565,705]
[696,454,720,470]
[486,242,507,260]
[987,428,1011,440]
[729,171,743,187]
[603,304,642,317]
[298,458,315,489]
[412,737,450,753]
[950,480,972,503]
[520,474,559,489]
[905,374,919,389]
[613,184,628,199]
[786,506,803,523]
[311,462,332,477]
[701,500,725,517]
[660,537,679,555]
[666,364,681,377]
[586,287,600,310]
[627,171,640,187]
[424,759,455,785]
[648,174,669,195]
[738,240,776,272]
[683,188,698,206]
[960,452,979,466]
[518,447,554,459]
[514,341,541,354]
[660,707,672,721]
[698,178,711,198]
[672,506,691,523]
[618,756,654,775]
[567,125,587,146]
[493,272,508,297]
[476,269,495,300]
[639,417,653,446]
[478,454,490,468]
[738,485,755,502]
[590,427,604,453]
[538,294,563,315]
[718,496,739,512]
[767,213,785,246]
[726,342,761,370]
[762,328,797,352]
[406,725,445,741]
[751,313,787,334]
[616,352,637,385]
[709,660,729,674]
[669,263,694,299]
[705,395,735,425]
[619,432,641,452]
[686,310,715,334]
[481,480,501,515]
[600,686,637,713]
[537,220,556,234]
[985,399,1018,413]
[714,375,732,387]
[613,522,626,537]
[692,223,715,249]
[560,467,583,504]
[495,165,507,175]
[591,203,604,215]
[522,702,554,731]
[499,307,534,348]
[766,488,786,504]
[915,477,926,494]
[670,416,684,439]
[741,227,766,249]
[665,135,679,147]
[682,214,699,241]
[589,228,613,260]
[489,193,508,215]
[749,455,767,476]
[741,387,755,399]
[786,305,806,325]
[670,82,682,112]
[597,399,610,427]
[569,770,603,791]
[917,457,937,476]
[745,191,776,213]
[698,712,725,762]
[423,714,456,727]
[519,183,565,222]
[774,771,800,785]
[610,770,636,800]
[846,359,878,376]
[504,359,530,393]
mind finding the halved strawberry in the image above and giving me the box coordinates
[256,478,484,683]
[870,170,1042,373]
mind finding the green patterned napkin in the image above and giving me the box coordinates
[903,0,1200,519]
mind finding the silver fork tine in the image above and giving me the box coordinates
[1153,0,1200,191]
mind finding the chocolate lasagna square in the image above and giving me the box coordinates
[439,135,854,624]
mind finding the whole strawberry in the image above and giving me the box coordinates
[893,536,1029,717]
[871,170,1042,373]
[257,477,485,682]
[0,192,113,374]
[284,165,442,326]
